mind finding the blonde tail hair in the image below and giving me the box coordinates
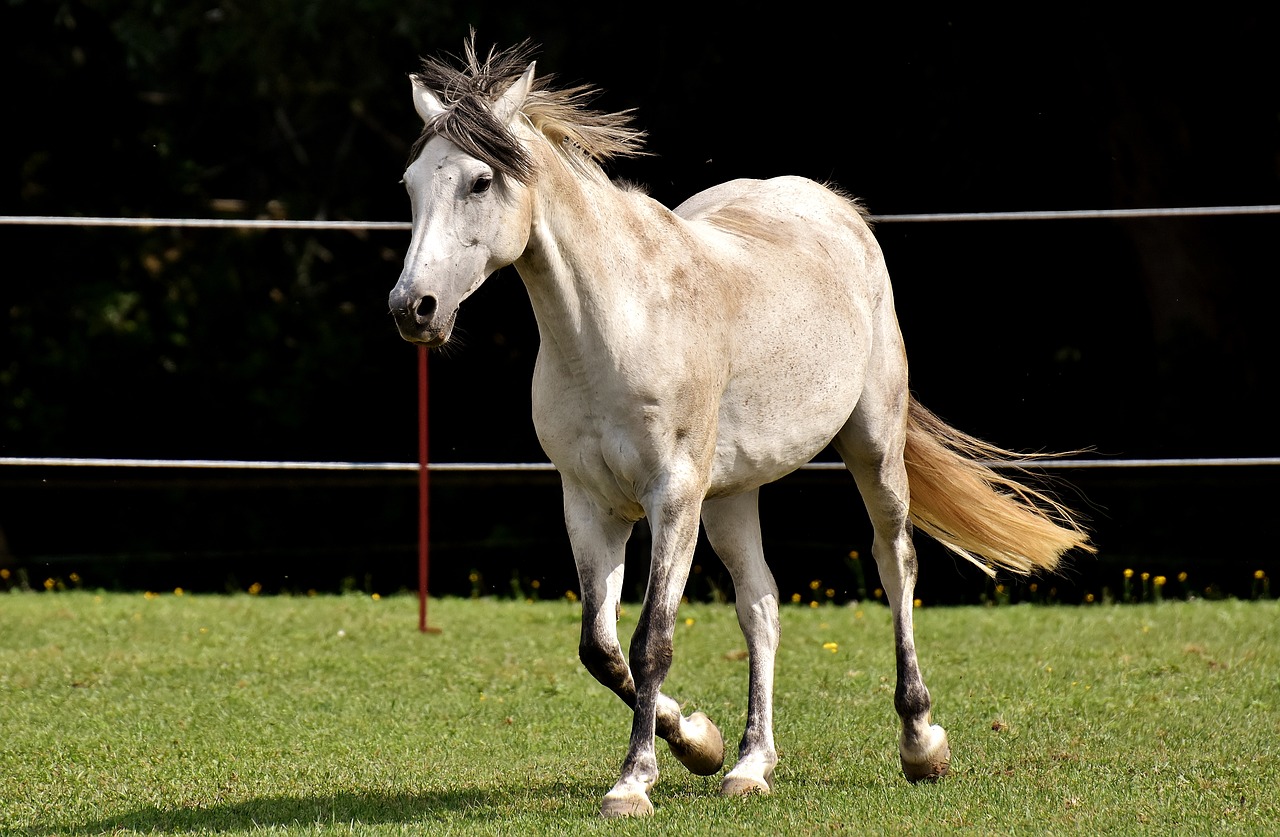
[904,398,1093,576]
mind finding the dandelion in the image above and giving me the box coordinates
[247,582,262,596]
[825,588,835,599]
[0,568,8,580]
[913,598,922,608]
[684,617,695,627]
[371,593,381,601]
[790,593,802,604]
[1085,593,1096,604]
[43,578,56,591]
[1123,568,1134,579]
[873,588,884,600]
[1177,572,1188,583]
[69,573,81,585]
[809,579,822,591]
[174,587,185,596]
[809,600,820,609]
[823,642,839,653]
[143,591,158,600]
[565,590,579,603]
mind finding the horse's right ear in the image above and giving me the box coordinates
[411,76,447,125]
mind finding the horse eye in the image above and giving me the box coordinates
[471,175,493,195]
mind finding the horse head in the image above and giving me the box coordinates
[389,63,537,346]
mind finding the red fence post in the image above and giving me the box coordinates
[417,344,439,633]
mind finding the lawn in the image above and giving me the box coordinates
[2,592,1277,835]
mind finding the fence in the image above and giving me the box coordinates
[3,207,1278,620]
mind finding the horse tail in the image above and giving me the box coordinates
[904,397,1093,576]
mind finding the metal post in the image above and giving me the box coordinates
[417,344,439,633]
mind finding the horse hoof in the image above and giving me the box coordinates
[901,724,950,783]
[721,774,771,797]
[668,711,725,775]
[600,791,655,818]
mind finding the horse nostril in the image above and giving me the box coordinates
[414,295,438,322]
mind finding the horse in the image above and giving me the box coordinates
[388,37,1091,818]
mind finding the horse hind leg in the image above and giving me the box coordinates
[835,404,951,783]
[702,490,779,797]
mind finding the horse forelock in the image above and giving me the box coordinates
[408,35,647,183]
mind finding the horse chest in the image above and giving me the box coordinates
[531,350,719,519]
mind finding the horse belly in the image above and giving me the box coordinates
[708,338,867,496]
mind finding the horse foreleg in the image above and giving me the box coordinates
[563,483,722,819]
[600,487,718,817]
[702,490,779,796]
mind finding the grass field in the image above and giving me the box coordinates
[2,592,1278,835]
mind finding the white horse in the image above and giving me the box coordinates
[389,38,1091,818]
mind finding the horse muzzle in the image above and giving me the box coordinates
[389,291,456,347]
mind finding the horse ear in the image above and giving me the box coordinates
[492,61,535,125]
[411,77,447,125]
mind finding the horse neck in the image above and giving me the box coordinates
[514,145,672,351]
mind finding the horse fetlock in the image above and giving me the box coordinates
[666,710,725,775]
[900,723,950,783]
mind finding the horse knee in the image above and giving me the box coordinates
[580,637,633,694]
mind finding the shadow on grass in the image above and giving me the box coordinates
[29,782,600,835]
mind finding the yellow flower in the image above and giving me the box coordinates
[790,593,802,604]
[1085,593,1095,603]
[809,579,822,591]
[565,590,578,602]
[1255,570,1267,580]
[69,573,81,584]
[371,593,381,601]
[0,568,9,580]
[1123,568,1134,579]
[43,578,56,591]
[1154,576,1166,587]
[143,591,158,600]
[684,617,695,627]
[913,598,922,608]
[1140,572,1150,582]
[822,642,839,653]
[174,587,184,596]
[809,600,819,609]
[825,588,835,599]
[848,550,860,560]
[247,582,263,596]
[873,588,884,599]
[1177,572,1188,583]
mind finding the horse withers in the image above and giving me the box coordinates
[388,37,1091,818]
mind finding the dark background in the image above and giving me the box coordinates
[2,2,1277,602]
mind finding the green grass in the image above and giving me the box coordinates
[2,593,1278,835]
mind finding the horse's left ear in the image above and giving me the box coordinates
[492,61,535,124]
